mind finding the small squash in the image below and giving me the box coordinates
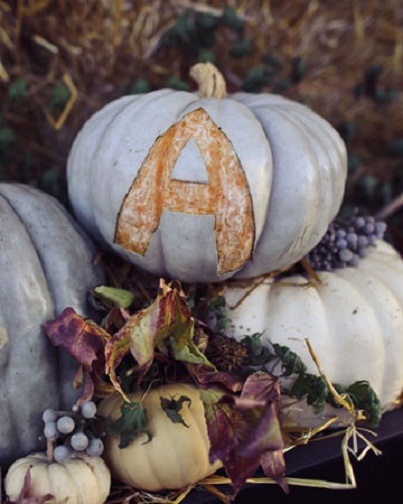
[5,452,111,504]
[67,63,347,283]
[221,239,403,428]
[0,183,105,467]
[97,384,222,491]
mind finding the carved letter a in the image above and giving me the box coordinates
[114,108,255,275]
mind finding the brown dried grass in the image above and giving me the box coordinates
[0,0,402,235]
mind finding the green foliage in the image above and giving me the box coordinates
[160,395,191,427]
[241,333,272,366]
[242,64,273,92]
[106,400,151,448]
[290,373,328,414]
[198,49,215,63]
[347,152,361,173]
[230,39,253,58]
[271,343,382,425]
[93,286,135,310]
[0,127,15,151]
[167,76,189,91]
[161,7,249,63]
[208,295,228,332]
[123,79,151,95]
[7,78,27,105]
[48,82,70,112]
[220,7,245,33]
[272,343,307,376]
[162,9,217,54]
[346,381,382,427]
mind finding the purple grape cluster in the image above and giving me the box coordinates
[306,214,387,271]
[42,400,104,463]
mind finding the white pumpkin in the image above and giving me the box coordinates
[67,63,347,283]
[5,452,111,504]
[221,239,403,427]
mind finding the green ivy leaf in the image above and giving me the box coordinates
[272,343,307,376]
[241,333,272,366]
[290,373,328,414]
[160,395,191,427]
[107,400,151,448]
[208,295,228,332]
[346,380,382,428]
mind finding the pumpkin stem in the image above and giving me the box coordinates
[46,438,54,462]
[189,63,227,99]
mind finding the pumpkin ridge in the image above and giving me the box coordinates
[288,106,346,209]
[48,459,76,503]
[337,267,402,405]
[0,186,66,307]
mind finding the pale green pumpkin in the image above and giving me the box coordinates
[67,63,347,283]
[0,183,105,467]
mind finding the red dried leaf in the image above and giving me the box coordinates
[186,362,243,393]
[44,307,109,367]
[200,371,287,494]
[44,307,110,403]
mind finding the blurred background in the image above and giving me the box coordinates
[0,0,402,253]
[0,1,402,502]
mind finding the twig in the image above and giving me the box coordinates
[376,191,403,221]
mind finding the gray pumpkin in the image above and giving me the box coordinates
[0,183,105,467]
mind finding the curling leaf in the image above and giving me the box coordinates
[290,372,328,414]
[160,395,191,427]
[106,400,151,448]
[43,307,110,402]
[201,371,286,494]
[346,380,382,427]
[272,343,307,376]
[93,285,135,309]
[241,333,272,366]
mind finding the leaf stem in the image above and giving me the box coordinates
[47,437,54,462]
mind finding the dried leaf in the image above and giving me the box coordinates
[200,371,286,494]
[43,307,110,403]
[160,395,191,426]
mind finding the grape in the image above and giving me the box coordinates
[44,421,58,441]
[81,401,97,419]
[71,432,89,451]
[376,222,387,235]
[354,216,365,229]
[42,409,57,423]
[336,238,347,249]
[54,445,73,464]
[57,416,75,434]
[306,212,387,272]
[338,249,354,262]
[86,438,104,457]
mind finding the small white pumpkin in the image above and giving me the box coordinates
[221,239,403,427]
[97,383,222,491]
[5,452,111,504]
[67,63,346,283]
